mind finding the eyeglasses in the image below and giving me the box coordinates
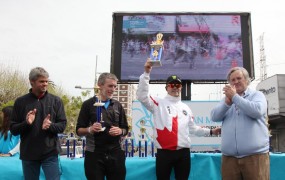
[167,83,182,88]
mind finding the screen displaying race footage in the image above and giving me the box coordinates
[111,13,254,83]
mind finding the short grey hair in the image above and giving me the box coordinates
[97,73,118,85]
[29,67,49,81]
[226,67,251,85]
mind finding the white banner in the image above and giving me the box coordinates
[131,100,221,151]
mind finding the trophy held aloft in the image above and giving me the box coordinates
[148,33,164,67]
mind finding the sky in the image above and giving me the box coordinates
[1,0,285,100]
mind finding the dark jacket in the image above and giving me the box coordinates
[76,96,129,152]
[10,90,67,160]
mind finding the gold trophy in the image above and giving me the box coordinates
[148,33,164,67]
[93,85,105,131]
[139,120,148,157]
[125,124,134,157]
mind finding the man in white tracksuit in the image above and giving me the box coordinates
[136,60,220,180]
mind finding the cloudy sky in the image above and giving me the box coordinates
[0,0,284,100]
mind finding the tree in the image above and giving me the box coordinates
[0,64,30,106]
[62,95,82,134]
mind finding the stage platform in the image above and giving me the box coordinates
[1,153,284,180]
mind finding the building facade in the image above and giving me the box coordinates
[112,84,137,117]
[256,74,285,152]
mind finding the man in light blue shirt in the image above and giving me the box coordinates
[211,67,269,180]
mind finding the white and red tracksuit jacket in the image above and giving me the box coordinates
[137,72,210,150]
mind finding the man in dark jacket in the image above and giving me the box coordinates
[10,67,67,180]
[76,72,129,180]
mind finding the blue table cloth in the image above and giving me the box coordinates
[0,153,284,180]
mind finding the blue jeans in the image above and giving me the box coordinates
[22,155,60,180]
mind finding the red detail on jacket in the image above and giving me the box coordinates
[150,96,158,106]
[156,116,178,150]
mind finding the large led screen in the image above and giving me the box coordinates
[111,12,254,83]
